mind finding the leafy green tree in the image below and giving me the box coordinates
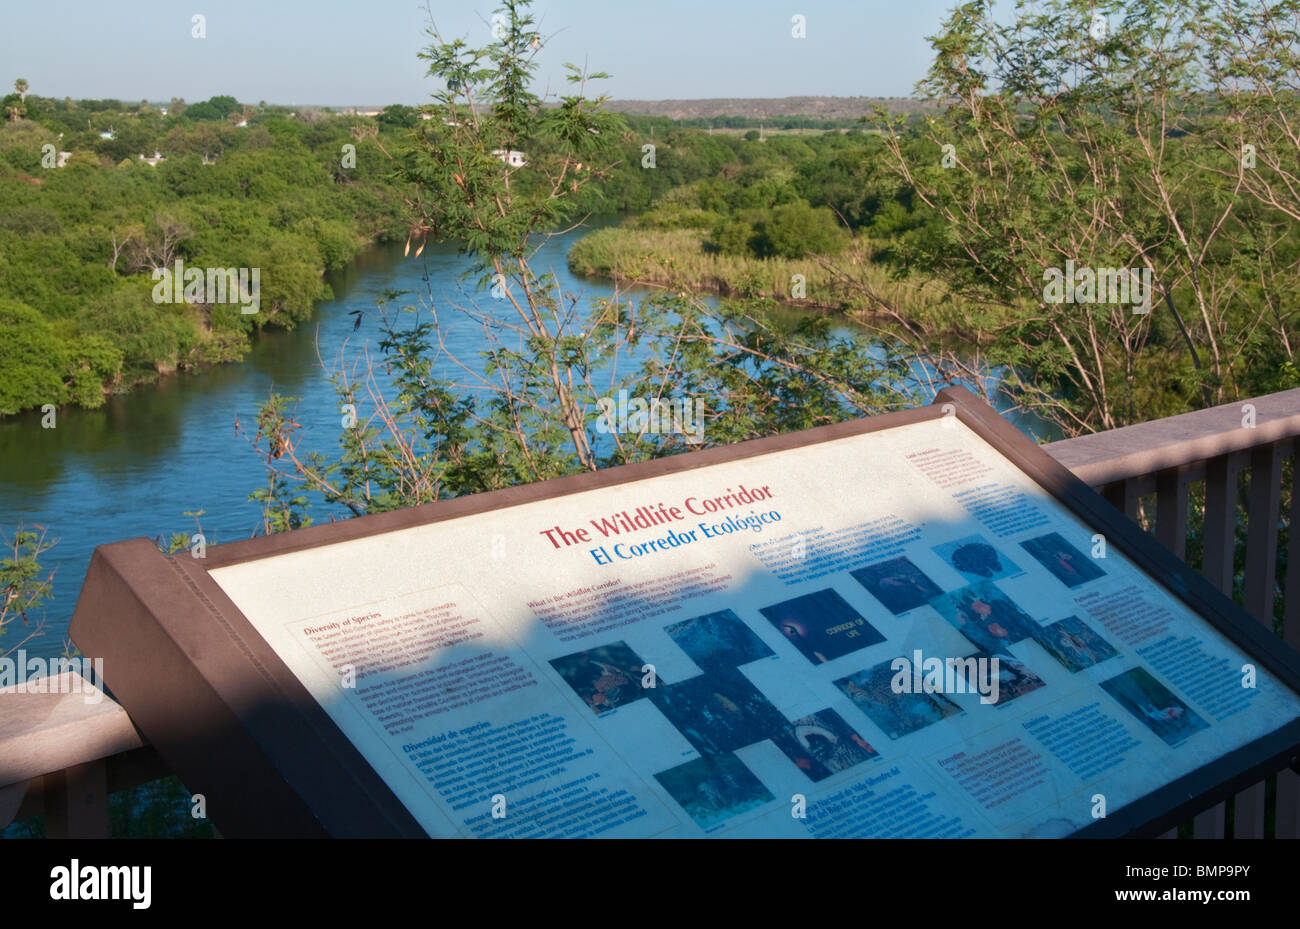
[0,525,56,657]
[753,200,849,259]
[75,279,193,376]
[709,216,759,256]
[2,93,25,122]
[377,104,419,128]
[875,0,1297,435]
[0,299,68,415]
[184,94,240,121]
[61,333,122,407]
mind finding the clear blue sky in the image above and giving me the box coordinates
[1,0,974,105]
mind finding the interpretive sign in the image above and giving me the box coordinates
[70,388,1300,837]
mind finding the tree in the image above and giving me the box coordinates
[125,214,193,272]
[2,92,24,122]
[875,0,1296,435]
[0,525,55,658]
[754,200,849,259]
[0,299,68,415]
[245,0,922,524]
[1197,0,1300,223]
[14,78,28,102]
[377,104,419,128]
[185,94,240,121]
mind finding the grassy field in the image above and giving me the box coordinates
[568,226,989,335]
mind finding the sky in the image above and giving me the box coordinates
[0,0,974,105]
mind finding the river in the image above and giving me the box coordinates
[0,227,1048,660]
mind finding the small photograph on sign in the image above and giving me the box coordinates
[982,652,1047,706]
[648,667,788,756]
[849,556,944,616]
[771,709,880,781]
[550,642,655,715]
[758,589,886,665]
[1019,532,1106,589]
[1031,615,1118,673]
[1101,667,1210,747]
[666,609,775,672]
[835,661,963,739]
[932,534,1024,583]
[930,581,1040,656]
[654,754,773,830]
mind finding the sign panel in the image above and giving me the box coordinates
[171,391,1300,838]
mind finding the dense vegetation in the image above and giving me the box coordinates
[0,94,411,415]
[572,0,1300,438]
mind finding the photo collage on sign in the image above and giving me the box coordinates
[550,608,881,830]
[837,527,1209,754]
[546,524,1199,830]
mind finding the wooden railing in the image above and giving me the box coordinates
[1049,387,1300,838]
[5,387,1300,838]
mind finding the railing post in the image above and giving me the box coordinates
[1193,452,1245,838]
[1153,465,1190,838]
[1155,466,1190,559]
[0,781,28,831]
[1278,452,1300,839]
[42,760,110,839]
[1232,444,1284,837]
[1102,480,1140,520]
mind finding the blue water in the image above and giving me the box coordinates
[0,230,685,657]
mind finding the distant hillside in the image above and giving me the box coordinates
[602,97,940,121]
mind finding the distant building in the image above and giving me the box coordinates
[138,151,165,167]
[99,130,115,140]
[492,149,528,168]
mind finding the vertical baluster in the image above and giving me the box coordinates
[1154,465,1190,838]
[1233,444,1283,837]
[1194,453,1243,838]
[1104,479,1141,520]
[1156,466,1190,557]
[1278,450,1300,839]
[0,781,28,831]
[42,760,109,839]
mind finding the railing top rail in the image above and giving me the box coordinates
[1043,388,1300,486]
[0,671,143,788]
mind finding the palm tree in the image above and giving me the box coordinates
[14,78,28,102]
